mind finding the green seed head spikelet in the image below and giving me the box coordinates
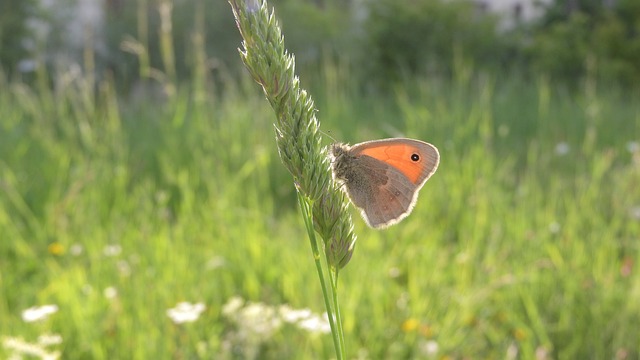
[230,0,356,269]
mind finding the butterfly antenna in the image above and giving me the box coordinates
[320,129,338,143]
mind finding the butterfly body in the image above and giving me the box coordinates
[330,138,439,229]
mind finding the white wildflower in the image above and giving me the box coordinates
[167,302,206,324]
[222,296,244,316]
[419,339,439,356]
[240,302,282,335]
[69,244,83,256]
[2,336,60,360]
[222,297,335,338]
[278,304,330,334]
[103,244,122,257]
[38,334,63,346]
[297,314,331,334]
[104,286,118,299]
[22,305,59,322]
[278,305,312,323]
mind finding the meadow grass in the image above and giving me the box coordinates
[2,11,640,360]
[1,62,639,359]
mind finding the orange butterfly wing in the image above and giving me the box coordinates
[353,139,439,185]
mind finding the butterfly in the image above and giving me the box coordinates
[330,138,439,228]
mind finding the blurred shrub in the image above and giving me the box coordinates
[5,0,640,90]
[274,0,353,66]
[104,0,241,89]
[0,0,38,77]
[528,0,640,86]
[359,0,510,85]
[104,0,351,89]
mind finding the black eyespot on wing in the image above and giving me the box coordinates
[411,153,420,162]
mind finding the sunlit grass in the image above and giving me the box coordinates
[2,2,640,356]
[1,60,639,358]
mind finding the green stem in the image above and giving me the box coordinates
[297,191,344,360]
[229,1,354,356]
[329,267,346,355]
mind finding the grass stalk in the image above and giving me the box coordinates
[297,193,344,359]
[229,0,357,357]
[136,0,150,78]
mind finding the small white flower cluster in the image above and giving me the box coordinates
[222,297,282,338]
[103,244,122,257]
[419,339,439,356]
[2,334,62,360]
[279,304,331,334]
[222,296,330,335]
[166,302,206,324]
[104,286,118,300]
[21,305,59,323]
[220,296,330,358]
[6,305,63,359]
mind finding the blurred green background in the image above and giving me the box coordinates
[1,0,639,358]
